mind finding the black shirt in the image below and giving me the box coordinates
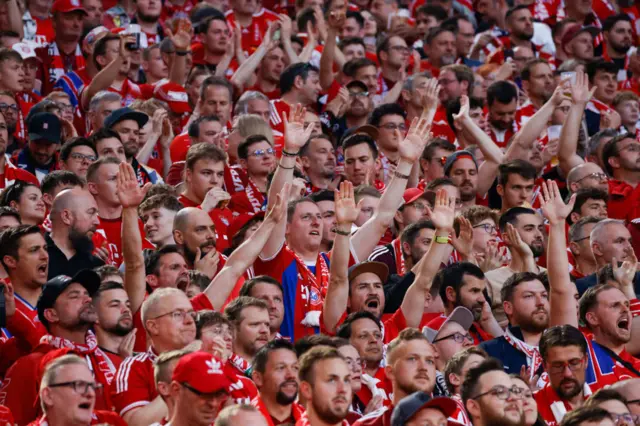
[46,233,104,279]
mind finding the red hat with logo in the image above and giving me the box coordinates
[153,81,192,115]
[172,351,232,394]
[227,212,265,241]
[51,0,87,14]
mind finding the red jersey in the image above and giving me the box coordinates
[430,106,456,143]
[96,216,155,267]
[25,12,55,46]
[485,120,520,149]
[228,179,266,215]
[225,8,280,55]
[107,79,143,107]
[534,382,592,426]
[28,411,127,426]
[353,406,392,426]
[607,178,640,222]
[516,101,538,125]
[269,99,291,137]
[249,82,280,100]
[111,347,159,417]
[253,395,305,426]
[4,291,47,350]
[355,366,392,409]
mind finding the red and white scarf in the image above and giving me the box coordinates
[46,42,85,85]
[245,178,266,213]
[41,331,117,385]
[503,327,545,386]
[253,395,305,426]
[229,352,251,375]
[294,251,330,298]
[392,238,405,276]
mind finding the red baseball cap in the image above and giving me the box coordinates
[153,81,192,115]
[403,188,429,205]
[227,212,265,241]
[561,24,600,54]
[51,0,87,14]
[172,351,232,394]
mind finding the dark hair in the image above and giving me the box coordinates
[498,206,537,232]
[400,220,436,249]
[460,358,504,407]
[501,272,548,303]
[200,75,234,102]
[498,160,537,186]
[296,7,317,34]
[342,134,379,158]
[60,137,97,163]
[185,143,226,170]
[195,310,230,339]
[41,170,84,196]
[596,264,616,286]
[92,34,121,70]
[138,193,183,215]
[300,133,333,157]
[309,189,335,204]
[425,27,455,46]
[442,15,472,32]
[252,339,297,374]
[343,57,377,77]
[417,4,448,21]
[585,388,628,407]
[586,59,618,83]
[298,346,344,384]
[0,206,20,223]
[559,406,612,426]
[188,115,221,139]
[421,139,456,162]
[521,58,551,82]
[571,188,608,219]
[0,180,39,208]
[443,347,488,393]
[568,216,602,243]
[426,176,457,191]
[487,81,518,106]
[237,135,272,160]
[539,324,588,360]
[336,311,382,339]
[93,281,126,303]
[239,275,283,298]
[224,296,269,325]
[144,244,183,276]
[368,103,407,127]
[294,334,337,357]
[505,4,531,21]
[280,62,319,96]
[602,133,635,176]
[602,13,633,33]
[346,10,364,28]
[339,37,366,52]
[436,262,486,305]
[0,224,42,269]
[89,128,122,150]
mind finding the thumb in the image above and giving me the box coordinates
[195,247,201,261]
[566,193,577,212]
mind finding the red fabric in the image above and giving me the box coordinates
[429,106,456,143]
[30,15,55,46]
[607,179,640,222]
[0,160,39,188]
[28,410,127,426]
[353,405,392,426]
[534,382,590,426]
[225,8,279,55]
[229,179,266,215]
[0,405,14,424]
[97,216,155,267]
[107,79,143,107]
[169,133,191,162]
[269,98,291,136]
[253,395,305,426]
[110,347,158,417]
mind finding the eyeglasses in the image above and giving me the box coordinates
[408,202,428,212]
[56,103,74,113]
[49,380,102,395]
[152,309,198,322]
[379,123,407,131]
[611,413,640,426]
[0,103,18,112]
[70,152,97,163]
[181,382,228,399]
[433,332,474,344]
[620,143,640,154]
[389,45,410,54]
[576,172,608,183]
[248,148,276,158]
[513,387,533,399]
[473,223,498,234]
[471,385,525,401]
[547,358,585,375]
[572,235,590,243]
[349,91,369,98]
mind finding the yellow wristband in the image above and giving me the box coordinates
[434,236,449,244]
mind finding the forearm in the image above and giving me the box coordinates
[282,38,299,64]
[214,55,234,77]
[169,54,187,85]
[122,206,146,314]
[507,101,555,157]
[461,116,504,164]
[6,0,23,38]
[231,45,267,89]
[323,229,351,332]
[558,104,587,175]
[81,58,122,110]
[476,162,500,196]
[479,314,504,337]
[299,40,315,62]
[136,132,160,164]
[261,160,294,258]
[123,397,167,426]
[381,80,404,105]
[548,222,578,327]
[161,145,171,178]
[320,29,337,90]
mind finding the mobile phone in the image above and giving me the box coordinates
[273,29,281,41]
[561,71,577,85]
[126,33,141,51]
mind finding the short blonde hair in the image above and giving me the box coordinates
[232,114,274,144]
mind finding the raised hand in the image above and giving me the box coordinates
[165,25,191,52]
[265,183,289,224]
[476,243,508,272]
[327,9,346,30]
[550,82,571,107]
[118,328,137,358]
[283,104,314,152]
[290,177,308,201]
[335,181,360,226]
[398,115,432,163]
[279,14,293,39]
[453,95,470,122]
[194,248,220,279]
[451,216,474,259]
[151,109,168,135]
[117,162,151,208]
[420,78,441,115]
[570,70,596,105]
[504,223,533,258]
[2,282,15,318]
[612,252,638,289]
[541,138,559,165]
[426,189,455,232]
[538,179,576,225]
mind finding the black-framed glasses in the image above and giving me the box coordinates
[572,235,590,243]
[379,123,407,131]
[471,385,524,401]
[56,103,74,113]
[547,358,585,375]
[49,380,102,395]
[576,172,608,183]
[389,45,410,54]
[349,91,369,98]
[152,309,198,322]
[248,148,276,158]
[70,153,97,163]
[611,413,640,426]
[433,332,474,344]
[0,103,18,112]
[181,382,228,398]
[473,223,498,234]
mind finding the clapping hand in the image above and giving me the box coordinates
[420,78,441,117]
[504,223,533,258]
[451,216,474,260]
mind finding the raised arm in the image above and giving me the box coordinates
[558,71,595,175]
[322,181,360,332]
[6,0,23,38]
[503,223,538,273]
[319,10,344,91]
[540,179,578,327]
[231,23,277,90]
[260,105,314,259]
[506,85,569,161]
[118,162,152,315]
[351,81,438,261]
[165,27,192,86]
[279,14,300,64]
[203,186,287,310]
[401,189,455,328]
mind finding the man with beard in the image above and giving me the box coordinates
[422,28,457,78]
[487,6,542,67]
[104,107,163,185]
[375,35,410,103]
[300,346,353,426]
[335,81,373,141]
[461,358,524,426]
[35,0,87,94]
[602,134,640,222]
[251,340,305,424]
[132,0,163,46]
[480,272,549,380]
[47,187,104,278]
[518,59,555,123]
[92,281,135,369]
[486,207,545,323]
[354,329,437,426]
[603,14,633,79]
[172,207,223,273]
[485,81,519,149]
[15,112,62,182]
[0,269,117,425]
[435,262,502,345]
[224,296,270,375]
[300,134,337,192]
[534,325,591,425]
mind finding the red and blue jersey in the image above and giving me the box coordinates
[585,337,640,390]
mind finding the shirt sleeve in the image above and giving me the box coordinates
[111,357,154,417]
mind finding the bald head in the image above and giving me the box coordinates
[567,163,608,193]
[173,207,206,233]
[172,207,217,262]
[610,379,640,415]
[51,188,96,217]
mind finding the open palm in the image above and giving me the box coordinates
[117,162,150,208]
[539,180,575,225]
[398,116,431,162]
[428,189,455,231]
[335,181,359,225]
[284,104,314,151]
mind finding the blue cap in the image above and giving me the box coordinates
[443,150,478,176]
[28,112,61,144]
[104,107,149,130]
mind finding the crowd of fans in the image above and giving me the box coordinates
[0,0,638,424]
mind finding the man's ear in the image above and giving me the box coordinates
[44,307,59,326]
[569,241,581,256]
[299,380,313,401]
[448,372,461,390]
[60,209,74,227]
[173,229,184,245]
[445,286,456,304]
[87,181,99,196]
[591,241,603,258]
[496,184,504,198]
[3,255,17,270]
[608,156,621,172]
[252,370,264,388]
[146,275,159,290]
[503,300,513,317]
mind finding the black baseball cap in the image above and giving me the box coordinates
[104,107,149,130]
[391,392,458,426]
[37,270,101,328]
[28,112,62,144]
[346,80,368,93]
